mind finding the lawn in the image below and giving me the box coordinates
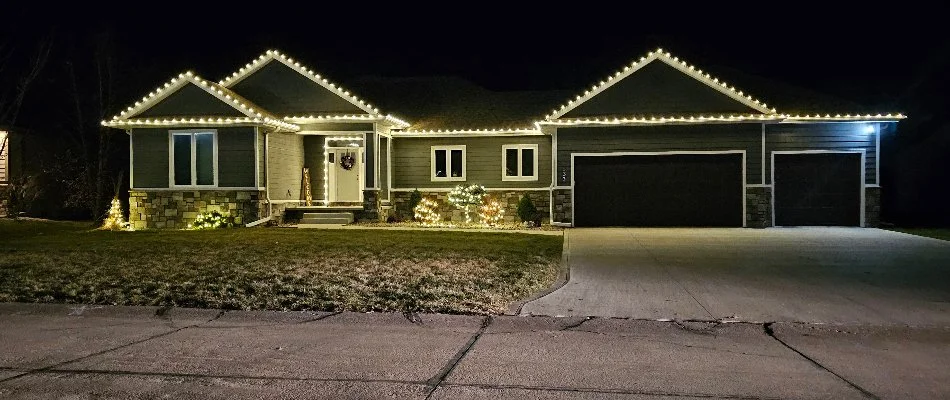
[0,219,563,314]
[885,227,950,242]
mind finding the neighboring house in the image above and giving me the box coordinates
[0,129,9,185]
[103,48,904,229]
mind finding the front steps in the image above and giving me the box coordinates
[299,212,354,225]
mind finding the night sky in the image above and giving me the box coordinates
[2,4,948,224]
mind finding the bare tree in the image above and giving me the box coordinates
[61,33,119,222]
[0,36,53,128]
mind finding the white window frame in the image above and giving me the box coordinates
[430,145,466,182]
[502,144,539,181]
[169,129,218,188]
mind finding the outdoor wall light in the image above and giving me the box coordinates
[863,124,876,135]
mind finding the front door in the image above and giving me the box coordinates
[328,147,362,203]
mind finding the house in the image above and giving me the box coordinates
[103,48,904,229]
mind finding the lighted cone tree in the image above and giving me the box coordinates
[479,197,505,227]
[414,197,442,225]
[100,197,128,231]
[447,184,486,224]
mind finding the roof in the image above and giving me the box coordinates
[345,76,571,131]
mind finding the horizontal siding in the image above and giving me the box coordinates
[268,132,304,201]
[131,128,169,188]
[303,136,326,201]
[137,84,244,117]
[298,123,374,131]
[392,136,552,188]
[230,62,365,115]
[379,137,389,200]
[765,123,876,184]
[557,124,762,185]
[365,132,376,188]
[258,130,265,186]
[217,127,256,187]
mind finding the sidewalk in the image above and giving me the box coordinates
[1,303,947,399]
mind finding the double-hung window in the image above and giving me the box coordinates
[431,145,465,181]
[171,130,217,187]
[502,144,538,181]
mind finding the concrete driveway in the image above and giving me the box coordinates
[521,228,950,325]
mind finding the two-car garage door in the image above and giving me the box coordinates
[573,153,744,227]
[572,152,863,227]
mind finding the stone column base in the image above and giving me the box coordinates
[746,186,773,228]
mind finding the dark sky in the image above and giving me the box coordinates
[3,4,948,127]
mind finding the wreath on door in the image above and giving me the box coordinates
[340,154,356,170]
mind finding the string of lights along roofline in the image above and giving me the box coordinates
[218,50,380,116]
[101,117,299,131]
[546,47,777,120]
[109,72,275,122]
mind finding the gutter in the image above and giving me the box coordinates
[264,130,272,218]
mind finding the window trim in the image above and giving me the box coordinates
[0,131,8,184]
[501,144,539,181]
[168,129,219,188]
[430,145,466,182]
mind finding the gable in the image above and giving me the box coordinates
[229,61,368,116]
[136,83,246,118]
[564,60,761,118]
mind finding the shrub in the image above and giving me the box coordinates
[190,210,234,230]
[413,197,441,225]
[406,189,422,220]
[479,197,505,226]
[516,194,539,223]
[448,184,486,223]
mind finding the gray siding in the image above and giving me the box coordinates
[230,62,366,115]
[564,61,758,118]
[364,132,375,188]
[765,123,877,185]
[556,124,763,185]
[131,128,169,188]
[137,83,244,117]
[392,136,552,188]
[298,123,374,131]
[379,136,389,200]
[268,132,304,201]
[302,136,326,201]
[257,129,265,186]
[217,127,256,187]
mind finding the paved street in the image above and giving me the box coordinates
[1,303,948,399]
[522,228,950,325]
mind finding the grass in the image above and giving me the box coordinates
[885,227,950,242]
[0,219,563,314]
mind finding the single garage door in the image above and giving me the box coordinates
[573,153,743,227]
[773,152,862,226]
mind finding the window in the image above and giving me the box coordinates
[170,130,217,187]
[431,145,465,181]
[502,144,538,181]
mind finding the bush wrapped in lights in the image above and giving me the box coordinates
[478,197,505,226]
[447,184,486,224]
[413,197,442,225]
[190,210,234,230]
[100,196,129,231]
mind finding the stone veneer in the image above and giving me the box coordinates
[865,186,881,227]
[358,189,381,222]
[392,190,550,224]
[129,190,265,230]
[551,188,572,224]
[745,186,773,228]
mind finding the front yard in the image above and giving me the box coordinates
[0,220,562,314]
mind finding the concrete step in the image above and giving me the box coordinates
[300,217,352,224]
[302,212,354,220]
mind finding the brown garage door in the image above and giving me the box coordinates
[573,153,744,227]
[773,152,862,226]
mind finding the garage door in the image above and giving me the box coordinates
[573,153,743,227]
[773,153,862,226]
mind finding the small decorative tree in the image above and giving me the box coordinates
[413,197,441,225]
[407,189,422,220]
[479,197,505,227]
[100,196,128,231]
[516,194,539,225]
[447,184,486,224]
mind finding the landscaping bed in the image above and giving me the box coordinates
[0,219,563,314]
[352,221,563,231]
